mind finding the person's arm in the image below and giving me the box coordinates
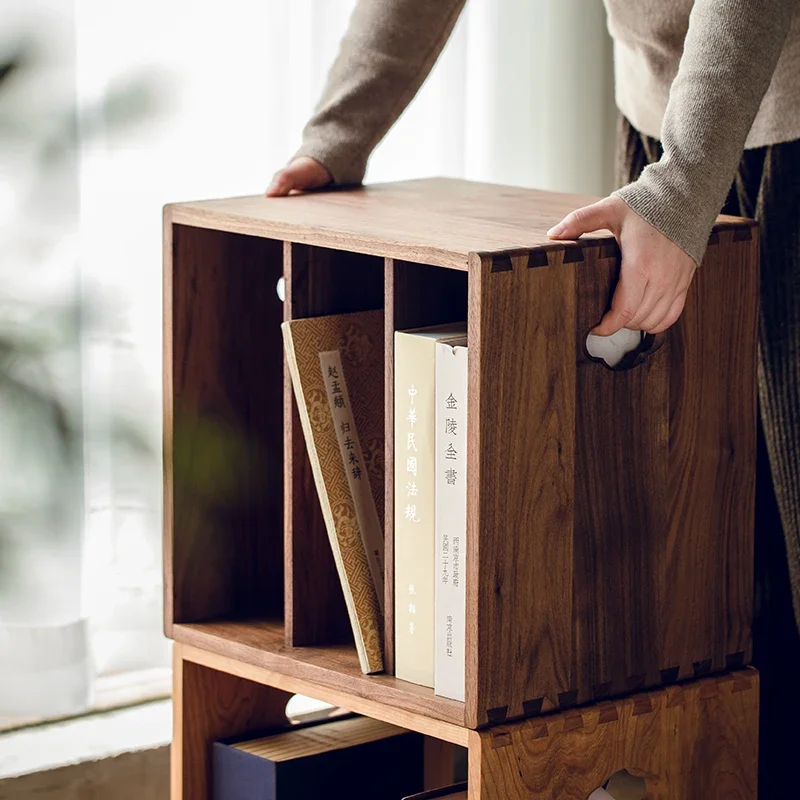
[268,0,466,195]
[550,0,798,334]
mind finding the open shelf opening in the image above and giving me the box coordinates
[383,259,469,674]
[167,224,286,628]
[167,231,468,723]
[284,244,385,649]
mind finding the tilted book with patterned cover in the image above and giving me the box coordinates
[282,310,385,674]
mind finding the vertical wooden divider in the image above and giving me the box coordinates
[384,259,397,674]
[385,258,469,674]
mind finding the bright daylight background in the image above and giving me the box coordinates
[0,0,614,724]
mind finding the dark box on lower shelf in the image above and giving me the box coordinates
[213,714,424,800]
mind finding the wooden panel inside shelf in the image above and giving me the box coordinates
[165,222,285,629]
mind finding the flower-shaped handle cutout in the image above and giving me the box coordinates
[585,327,665,371]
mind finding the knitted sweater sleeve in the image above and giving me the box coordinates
[294,0,467,185]
[615,0,798,265]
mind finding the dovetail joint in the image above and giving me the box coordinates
[522,697,544,718]
[660,666,680,685]
[557,690,579,710]
[486,705,509,724]
[693,658,713,678]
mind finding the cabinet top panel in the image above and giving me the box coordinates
[166,177,752,271]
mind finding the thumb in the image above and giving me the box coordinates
[266,157,332,197]
[266,170,296,197]
[547,198,619,240]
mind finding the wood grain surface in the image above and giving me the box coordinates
[176,638,468,745]
[466,227,757,728]
[172,643,292,800]
[573,246,668,698]
[164,220,285,629]
[469,669,759,800]
[168,180,748,272]
[661,231,758,678]
[423,738,459,790]
[466,249,577,728]
[167,179,601,271]
[384,259,469,674]
[283,243,383,648]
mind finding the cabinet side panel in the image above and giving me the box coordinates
[172,645,292,800]
[573,248,669,701]
[168,225,284,625]
[385,259,469,674]
[284,244,384,646]
[470,669,758,800]
[164,209,175,634]
[468,252,576,727]
[663,231,758,675]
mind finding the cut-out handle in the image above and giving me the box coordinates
[588,769,647,800]
[585,327,665,371]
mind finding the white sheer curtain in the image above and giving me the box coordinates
[1,0,614,721]
[0,0,92,721]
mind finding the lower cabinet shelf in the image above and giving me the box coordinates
[171,620,466,732]
[172,640,759,800]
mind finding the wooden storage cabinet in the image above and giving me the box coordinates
[164,178,759,797]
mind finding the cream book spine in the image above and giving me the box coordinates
[434,338,468,701]
[394,324,466,687]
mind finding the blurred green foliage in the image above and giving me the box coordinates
[0,42,161,580]
[0,42,271,586]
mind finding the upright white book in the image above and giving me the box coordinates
[394,323,467,688]
[434,337,468,701]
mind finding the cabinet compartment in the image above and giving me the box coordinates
[165,224,285,629]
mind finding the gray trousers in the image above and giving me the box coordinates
[617,114,800,799]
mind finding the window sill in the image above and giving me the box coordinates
[0,698,171,798]
[0,667,171,734]
[0,677,341,799]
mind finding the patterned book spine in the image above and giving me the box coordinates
[434,339,468,701]
[281,311,385,675]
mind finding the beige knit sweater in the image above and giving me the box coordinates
[295,0,800,264]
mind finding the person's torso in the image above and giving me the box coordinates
[602,0,800,148]
[604,0,693,64]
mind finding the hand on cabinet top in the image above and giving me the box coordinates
[266,156,333,197]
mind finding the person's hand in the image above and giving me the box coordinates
[266,156,333,197]
[547,195,697,335]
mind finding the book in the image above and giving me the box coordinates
[402,784,468,800]
[213,714,424,800]
[394,323,467,687]
[282,310,385,674]
[434,337,468,701]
